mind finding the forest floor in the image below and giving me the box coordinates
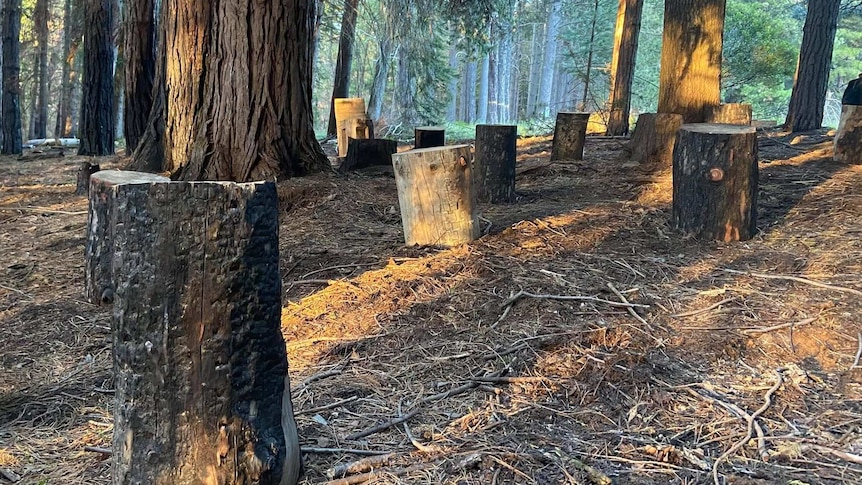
[1,130,861,485]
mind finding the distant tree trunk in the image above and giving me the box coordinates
[446,47,458,121]
[70,38,84,136]
[487,39,499,124]
[114,55,125,140]
[537,0,562,118]
[27,82,37,140]
[478,53,489,123]
[326,0,359,136]
[123,0,155,152]
[55,0,83,137]
[78,0,114,155]
[132,0,328,181]
[606,0,643,136]
[367,35,393,122]
[526,23,540,117]
[580,0,599,112]
[34,0,48,138]
[462,59,476,122]
[784,0,840,132]
[658,0,725,123]
[510,28,520,121]
[394,42,418,127]
[2,0,22,154]
[497,13,514,123]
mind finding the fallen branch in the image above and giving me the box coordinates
[671,297,736,318]
[854,333,862,370]
[502,290,650,309]
[607,283,648,325]
[0,207,87,215]
[295,395,358,416]
[722,269,862,297]
[345,409,421,441]
[321,464,430,485]
[326,452,400,479]
[471,375,548,384]
[301,263,377,279]
[742,317,817,335]
[302,447,392,457]
[0,468,21,483]
[84,446,112,455]
[805,444,862,466]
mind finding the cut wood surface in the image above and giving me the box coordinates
[392,144,478,246]
[835,105,862,164]
[550,112,589,161]
[473,124,517,203]
[334,98,368,157]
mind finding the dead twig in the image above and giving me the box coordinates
[0,469,21,483]
[471,375,548,384]
[83,446,112,454]
[301,263,377,279]
[853,333,862,370]
[0,207,87,215]
[607,283,648,325]
[326,452,400,479]
[722,269,862,297]
[321,463,430,485]
[502,289,650,309]
[399,400,439,453]
[302,447,392,457]
[671,297,736,318]
[345,409,421,441]
[295,395,358,416]
[742,317,817,335]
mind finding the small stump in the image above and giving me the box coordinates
[626,113,683,167]
[835,105,862,163]
[474,124,517,203]
[392,144,478,246]
[705,103,752,125]
[75,161,100,195]
[414,126,445,149]
[339,138,397,172]
[111,181,301,485]
[550,112,589,161]
[85,170,170,305]
[672,123,758,242]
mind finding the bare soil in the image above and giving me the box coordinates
[1,131,861,485]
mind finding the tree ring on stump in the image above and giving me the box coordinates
[709,168,724,181]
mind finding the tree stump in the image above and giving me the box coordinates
[474,124,517,203]
[85,171,170,305]
[75,161,101,195]
[834,105,862,163]
[391,144,478,246]
[705,103,752,125]
[339,138,397,172]
[111,181,301,485]
[336,117,374,157]
[414,126,445,149]
[626,113,683,168]
[334,97,368,157]
[672,123,758,242]
[550,112,590,161]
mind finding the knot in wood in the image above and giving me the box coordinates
[708,167,724,182]
[459,156,468,167]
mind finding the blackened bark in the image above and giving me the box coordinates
[327,0,360,136]
[784,0,840,132]
[78,0,115,156]
[474,124,516,203]
[551,112,589,161]
[2,0,22,154]
[606,0,643,135]
[122,0,155,152]
[34,0,48,138]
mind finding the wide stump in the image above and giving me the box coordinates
[550,112,589,161]
[339,138,397,172]
[474,124,517,203]
[705,103,752,125]
[672,123,758,242]
[414,126,446,149]
[85,170,170,305]
[392,144,478,246]
[835,105,862,164]
[111,181,300,485]
[626,113,683,167]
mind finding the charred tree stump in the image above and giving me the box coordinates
[339,138,397,172]
[550,112,590,161]
[392,144,478,246]
[474,124,517,203]
[75,161,101,195]
[111,181,301,485]
[834,105,862,163]
[705,103,752,125]
[626,113,683,168]
[672,123,758,242]
[84,170,169,305]
[414,126,445,149]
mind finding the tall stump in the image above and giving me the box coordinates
[334,97,368,157]
[834,105,862,163]
[474,124,517,203]
[672,123,758,242]
[705,103,752,125]
[111,181,301,485]
[626,113,683,168]
[85,171,170,304]
[550,112,590,161]
[414,126,445,149]
[392,145,478,246]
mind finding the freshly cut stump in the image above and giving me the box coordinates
[626,113,683,167]
[550,112,590,161]
[392,144,478,246]
[111,181,301,485]
[414,126,445,149]
[474,124,517,203]
[705,103,752,125]
[84,170,170,304]
[835,105,862,163]
[672,123,758,242]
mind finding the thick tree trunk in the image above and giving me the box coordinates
[326,0,360,136]
[537,0,562,119]
[394,42,419,128]
[834,105,862,163]
[132,0,328,180]
[658,0,726,123]
[110,181,301,485]
[122,0,155,152]
[626,112,683,168]
[705,103,751,125]
[551,112,589,161]
[784,0,840,132]
[474,124,517,203]
[1,0,22,155]
[34,0,48,139]
[414,126,445,149]
[78,0,115,156]
[672,123,758,241]
[606,0,644,136]
[392,145,478,247]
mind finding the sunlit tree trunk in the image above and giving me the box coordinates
[784,0,840,132]
[34,0,48,138]
[606,0,643,135]
[326,0,359,136]
[123,0,155,152]
[580,0,599,111]
[658,0,725,123]
[1,0,22,153]
[78,0,115,155]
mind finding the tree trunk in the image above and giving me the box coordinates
[56,0,84,138]
[537,0,562,119]
[392,145,478,247]
[478,53,489,123]
[580,0,599,112]
[474,124,516,203]
[606,0,643,136]
[414,126,444,149]
[672,123,758,241]
[34,0,48,139]
[367,35,393,123]
[113,40,125,141]
[658,0,725,123]
[834,105,862,163]
[497,15,514,123]
[110,180,301,485]
[551,112,589,161]
[132,0,328,181]
[55,0,73,137]
[704,103,751,125]
[123,0,155,152]
[75,161,101,195]
[394,41,418,128]
[626,112,683,168]
[526,23,540,118]
[326,0,360,136]
[784,0,840,132]
[446,47,458,121]
[27,81,37,141]
[487,40,499,124]
[463,59,477,123]
[78,0,115,156]
[1,0,22,155]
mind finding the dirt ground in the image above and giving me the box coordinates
[1,130,861,485]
